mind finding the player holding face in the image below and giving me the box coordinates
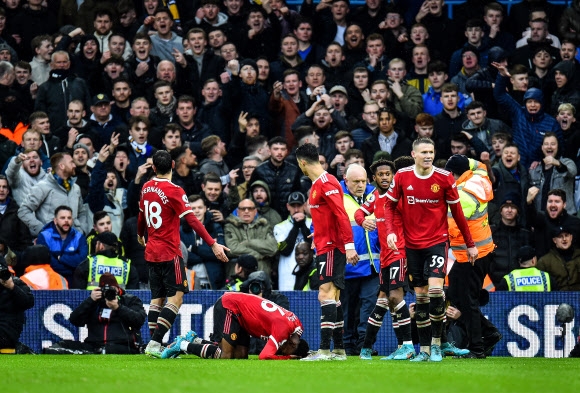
[385,138,477,362]
[296,143,359,361]
[138,150,229,357]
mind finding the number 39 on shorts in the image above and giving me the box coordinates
[430,255,445,268]
[144,200,163,229]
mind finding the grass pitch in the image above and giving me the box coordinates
[1,355,577,393]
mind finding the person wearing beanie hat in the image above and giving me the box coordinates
[19,244,69,289]
[447,155,495,358]
[71,228,139,290]
[445,154,471,178]
[550,60,580,116]
[451,45,481,94]
[493,61,563,170]
[45,272,147,354]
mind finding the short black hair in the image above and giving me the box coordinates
[54,205,72,216]
[394,156,414,171]
[93,210,110,225]
[547,188,566,203]
[370,158,395,175]
[153,150,173,175]
[295,143,319,163]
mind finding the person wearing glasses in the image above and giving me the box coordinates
[224,198,278,278]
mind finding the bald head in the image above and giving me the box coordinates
[345,164,367,198]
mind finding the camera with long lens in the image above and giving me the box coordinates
[249,281,264,295]
[100,284,117,301]
[0,265,11,281]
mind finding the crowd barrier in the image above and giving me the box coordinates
[20,290,579,357]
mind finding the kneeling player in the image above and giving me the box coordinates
[161,292,308,360]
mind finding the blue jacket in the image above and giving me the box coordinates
[36,221,88,281]
[493,75,563,169]
[422,86,472,116]
[340,181,380,279]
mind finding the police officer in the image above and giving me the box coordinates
[71,232,140,289]
[497,246,553,291]
[222,254,258,291]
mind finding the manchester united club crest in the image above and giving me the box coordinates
[231,333,237,341]
[431,183,440,193]
[312,190,317,200]
[183,280,188,288]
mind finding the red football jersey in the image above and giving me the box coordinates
[221,292,304,360]
[386,166,460,249]
[137,178,213,262]
[309,171,354,255]
[356,190,405,267]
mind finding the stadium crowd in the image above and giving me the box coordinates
[1,0,580,355]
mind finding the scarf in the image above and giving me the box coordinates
[156,96,177,116]
[52,172,71,192]
[49,68,70,81]
[129,136,150,157]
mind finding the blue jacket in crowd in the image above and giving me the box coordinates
[493,74,562,169]
[36,221,88,283]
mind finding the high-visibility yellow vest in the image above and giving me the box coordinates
[505,268,551,292]
[87,255,130,289]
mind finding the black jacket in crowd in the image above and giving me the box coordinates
[490,221,533,286]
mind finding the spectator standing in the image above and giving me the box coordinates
[34,51,91,131]
[490,193,533,287]
[224,198,278,278]
[274,191,311,291]
[18,152,89,237]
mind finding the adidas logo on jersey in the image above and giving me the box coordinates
[407,185,414,190]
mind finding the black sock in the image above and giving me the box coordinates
[152,302,179,343]
[441,315,448,344]
[148,304,162,338]
[415,293,431,348]
[394,300,412,343]
[429,287,445,340]
[333,301,344,350]
[320,300,337,350]
[187,343,221,359]
[363,298,389,348]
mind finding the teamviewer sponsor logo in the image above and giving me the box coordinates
[325,189,339,196]
[407,196,439,204]
[516,276,542,286]
[97,265,123,276]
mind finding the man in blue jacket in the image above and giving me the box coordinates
[36,205,88,283]
[492,62,562,169]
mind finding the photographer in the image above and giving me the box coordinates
[45,273,146,354]
[0,256,34,351]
